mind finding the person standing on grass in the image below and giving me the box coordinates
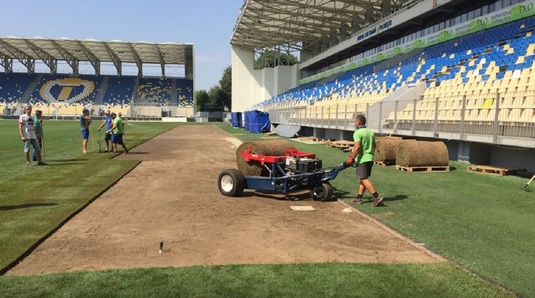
[32,109,43,161]
[109,112,128,154]
[80,108,92,154]
[346,114,383,207]
[97,109,113,152]
[19,105,45,166]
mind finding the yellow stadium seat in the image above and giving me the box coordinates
[483,98,495,108]
[475,98,485,108]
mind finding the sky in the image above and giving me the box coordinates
[0,0,245,91]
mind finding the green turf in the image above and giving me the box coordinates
[0,263,513,298]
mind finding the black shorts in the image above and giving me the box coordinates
[356,161,373,179]
[105,132,112,141]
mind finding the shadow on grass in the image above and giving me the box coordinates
[343,194,409,207]
[0,203,58,211]
[42,158,87,163]
[47,162,87,166]
[333,189,352,201]
[385,194,409,202]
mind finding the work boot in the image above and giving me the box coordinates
[372,196,384,207]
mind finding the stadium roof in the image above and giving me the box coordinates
[230,0,384,50]
[0,37,193,75]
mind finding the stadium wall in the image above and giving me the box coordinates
[231,46,299,112]
[232,46,255,112]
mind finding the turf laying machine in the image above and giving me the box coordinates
[217,139,352,201]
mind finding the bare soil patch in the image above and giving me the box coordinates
[8,125,444,275]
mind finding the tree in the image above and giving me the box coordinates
[195,66,231,112]
[219,65,232,111]
[194,90,210,112]
[219,65,231,103]
[255,50,298,69]
[208,85,229,111]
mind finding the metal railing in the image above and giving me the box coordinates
[266,91,535,148]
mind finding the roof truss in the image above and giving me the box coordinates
[231,0,385,50]
[0,37,193,76]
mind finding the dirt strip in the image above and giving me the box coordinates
[8,125,444,275]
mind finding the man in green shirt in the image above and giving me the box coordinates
[32,109,43,161]
[346,114,383,207]
[109,112,128,154]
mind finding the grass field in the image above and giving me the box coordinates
[0,120,532,297]
[0,119,177,272]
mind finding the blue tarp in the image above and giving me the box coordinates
[231,112,242,127]
[244,110,271,134]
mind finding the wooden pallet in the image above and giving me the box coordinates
[396,165,450,172]
[263,131,278,136]
[260,136,280,140]
[327,140,354,149]
[466,165,517,176]
[295,136,329,144]
[374,161,392,167]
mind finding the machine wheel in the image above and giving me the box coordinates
[218,169,246,197]
[310,182,333,201]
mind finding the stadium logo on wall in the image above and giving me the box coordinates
[40,78,95,104]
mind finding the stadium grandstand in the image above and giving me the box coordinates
[231,0,535,171]
[0,38,194,120]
